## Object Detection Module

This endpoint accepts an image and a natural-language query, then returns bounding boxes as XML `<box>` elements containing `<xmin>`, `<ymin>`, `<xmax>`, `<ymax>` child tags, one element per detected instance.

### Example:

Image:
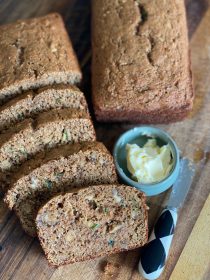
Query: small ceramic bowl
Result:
<box><xmin>113</xmin><ymin>126</ymin><xmax>180</xmax><ymax>196</ymax></box>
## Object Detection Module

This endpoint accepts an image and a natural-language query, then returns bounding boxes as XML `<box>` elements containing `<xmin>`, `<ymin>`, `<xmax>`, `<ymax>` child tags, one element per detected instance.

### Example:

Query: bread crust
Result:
<box><xmin>0</xmin><ymin>13</ymin><xmax>82</xmax><ymax>104</ymax></box>
<box><xmin>94</xmin><ymin>104</ymin><xmax>192</xmax><ymax>123</ymax></box>
<box><xmin>91</xmin><ymin>0</ymin><xmax>193</xmax><ymax>123</ymax></box>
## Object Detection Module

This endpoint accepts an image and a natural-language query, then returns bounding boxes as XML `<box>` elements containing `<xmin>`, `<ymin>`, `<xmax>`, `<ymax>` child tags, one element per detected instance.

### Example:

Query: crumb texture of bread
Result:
<box><xmin>0</xmin><ymin>13</ymin><xmax>82</xmax><ymax>104</ymax></box>
<box><xmin>0</xmin><ymin>108</ymin><xmax>95</xmax><ymax>174</ymax></box>
<box><xmin>4</xmin><ymin>142</ymin><xmax>117</xmax><ymax>236</ymax></box>
<box><xmin>36</xmin><ymin>184</ymin><xmax>148</xmax><ymax>266</ymax></box>
<box><xmin>0</xmin><ymin>85</ymin><xmax>88</xmax><ymax>132</ymax></box>
<box><xmin>92</xmin><ymin>0</ymin><xmax>193</xmax><ymax>123</ymax></box>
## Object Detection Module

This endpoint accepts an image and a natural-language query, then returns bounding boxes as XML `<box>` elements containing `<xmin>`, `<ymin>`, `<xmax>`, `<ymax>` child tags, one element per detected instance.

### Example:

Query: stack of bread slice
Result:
<box><xmin>0</xmin><ymin>14</ymin><xmax>99</xmax><ymax>192</ymax></box>
<box><xmin>1</xmin><ymin>13</ymin><xmax>148</xmax><ymax>266</ymax></box>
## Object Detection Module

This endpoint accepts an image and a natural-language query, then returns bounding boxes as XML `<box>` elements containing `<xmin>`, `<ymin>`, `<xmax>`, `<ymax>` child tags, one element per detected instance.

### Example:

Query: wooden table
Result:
<box><xmin>0</xmin><ymin>1</ymin><xmax>210</xmax><ymax>279</ymax></box>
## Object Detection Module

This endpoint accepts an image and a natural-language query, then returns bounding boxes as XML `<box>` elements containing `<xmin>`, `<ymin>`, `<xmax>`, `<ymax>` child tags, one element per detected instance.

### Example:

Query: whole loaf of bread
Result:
<box><xmin>92</xmin><ymin>0</ymin><xmax>193</xmax><ymax>123</ymax></box>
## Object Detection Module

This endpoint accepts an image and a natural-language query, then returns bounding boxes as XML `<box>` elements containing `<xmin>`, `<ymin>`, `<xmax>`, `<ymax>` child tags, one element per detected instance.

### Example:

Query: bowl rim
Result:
<box><xmin>113</xmin><ymin>126</ymin><xmax>180</xmax><ymax>191</ymax></box>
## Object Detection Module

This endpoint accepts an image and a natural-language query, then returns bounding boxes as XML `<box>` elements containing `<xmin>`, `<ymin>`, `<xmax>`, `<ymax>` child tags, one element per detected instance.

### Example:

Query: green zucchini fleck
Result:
<box><xmin>62</xmin><ymin>129</ymin><xmax>69</xmax><ymax>142</ymax></box>
<box><xmin>90</xmin><ymin>223</ymin><xmax>100</xmax><ymax>230</ymax></box>
<box><xmin>103</xmin><ymin>207</ymin><xmax>109</xmax><ymax>214</ymax></box>
<box><xmin>108</xmin><ymin>239</ymin><xmax>115</xmax><ymax>247</ymax></box>
<box><xmin>54</xmin><ymin>171</ymin><xmax>65</xmax><ymax>180</ymax></box>
<box><xmin>44</xmin><ymin>179</ymin><xmax>53</xmax><ymax>189</ymax></box>
<box><xmin>55</xmin><ymin>97</ymin><xmax>62</xmax><ymax>104</ymax></box>
<box><xmin>17</xmin><ymin>112</ymin><xmax>25</xmax><ymax>121</ymax></box>
<box><xmin>19</xmin><ymin>146</ymin><xmax>28</xmax><ymax>158</ymax></box>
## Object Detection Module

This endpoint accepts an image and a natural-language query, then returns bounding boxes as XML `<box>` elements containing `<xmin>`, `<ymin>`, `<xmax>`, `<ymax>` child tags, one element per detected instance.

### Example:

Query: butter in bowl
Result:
<box><xmin>113</xmin><ymin>126</ymin><xmax>180</xmax><ymax>196</ymax></box>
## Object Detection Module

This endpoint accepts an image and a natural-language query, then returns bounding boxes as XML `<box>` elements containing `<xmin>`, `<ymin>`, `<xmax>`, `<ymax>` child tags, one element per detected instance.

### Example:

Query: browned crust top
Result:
<box><xmin>0</xmin><ymin>13</ymin><xmax>81</xmax><ymax>102</ymax></box>
<box><xmin>91</xmin><ymin>0</ymin><xmax>193</xmax><ymax>119</ymax></box>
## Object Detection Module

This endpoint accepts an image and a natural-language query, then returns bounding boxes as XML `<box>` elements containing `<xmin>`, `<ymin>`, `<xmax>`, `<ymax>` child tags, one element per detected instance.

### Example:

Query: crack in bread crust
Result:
<box><xmin>91</xmin><ymin>0</ymin><xmax>193</xmax><ymax>123</ymax></box>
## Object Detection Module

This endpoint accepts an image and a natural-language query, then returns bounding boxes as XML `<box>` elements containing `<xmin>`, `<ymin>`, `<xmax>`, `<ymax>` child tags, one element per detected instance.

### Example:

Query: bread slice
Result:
<box><xmin>0</xmin><ymin>85</ymin><xmax>88</xmax><ymax>132</ymax></box>
<box><xmin>4</xmin><ymin>142</ymin><xmax>118</xmax><ymax>236</ymax></box>
<box><xmin>0</xmin><ymin>13</ymin><xmax>81</xmax><ymax>105</ymax></box>
<box><xmin>36</xmin><ymin>184</ymin><xmax>148</xmax><ymax>266</ymax></box>
<box><xmin>0</xmin><ymin>108</ymin><xmax>95</xmax><ymax>173</ymax></box>
<box><xmin>91</xmin><ymin>0</ymin><xmax>193</xmax><ymax>123</ymax></box>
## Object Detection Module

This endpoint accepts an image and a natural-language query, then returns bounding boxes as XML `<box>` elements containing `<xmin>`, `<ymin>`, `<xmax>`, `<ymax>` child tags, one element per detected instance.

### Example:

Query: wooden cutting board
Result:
<box><xmin>0</xmin><ymin>1</ymin><xmax>210</xmax><ymax>279</ymax></box>
<box><xmin>170</xmin><ymin>195</ymin><xmax>210</xmax><ymax>280</ymax></box>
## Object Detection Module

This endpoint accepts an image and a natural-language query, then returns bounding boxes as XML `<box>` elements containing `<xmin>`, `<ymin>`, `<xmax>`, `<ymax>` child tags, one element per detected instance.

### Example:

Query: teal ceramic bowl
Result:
<box><xmin>113</xmin><ymin>126</ymin><xmax>180</xmax><ymax>196</ymax></box>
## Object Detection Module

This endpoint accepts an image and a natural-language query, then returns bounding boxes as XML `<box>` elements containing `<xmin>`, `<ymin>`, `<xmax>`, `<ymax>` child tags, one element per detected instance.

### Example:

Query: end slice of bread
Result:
<box><xmin>0</xmin><ymin>13</ymin><xmax>81</xmax><ymax>104</ymax></box>
<box><xmin>36</xmin><ymin>184</ymin><xmax>148</xmax><ymax>266</ymax></box>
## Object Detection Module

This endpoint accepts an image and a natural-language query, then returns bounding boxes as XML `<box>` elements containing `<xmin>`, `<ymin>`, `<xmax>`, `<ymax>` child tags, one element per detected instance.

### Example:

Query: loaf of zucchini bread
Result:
<box><xmin>4</xmin><ymin>142</ymin><xmax>117</xmax><ymax>236</ymax></box>
<box><xmin>0</xmin><ymin>85</ymin><xmax>88</xmax><ymax>132</ymax></box>
<box><xmin>91</xmin><ymin>0</ymin><xmax>193</xmax><ymax>123</ymax></box>
<box><xmin>0</xmin><ymin>108</ymin><xmax>95</xmax><ymax>173</ymax></box>
<box><xmin>36</xmin><ymin>184</ymin><xmax>148</xmax><ymax>266</ymax></box>
<box><xmin>0</xmin><ymin>13</ymin><xmax>81</xmax><ymax>104</ymax></box>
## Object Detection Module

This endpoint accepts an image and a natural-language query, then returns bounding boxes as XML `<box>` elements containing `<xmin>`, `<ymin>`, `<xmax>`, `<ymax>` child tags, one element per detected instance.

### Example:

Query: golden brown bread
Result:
<box><xmin>0</xmin><ymin>85</ymin><xmax>88</xmax><ymax>132</ymax></box>
<box><xmin>36</xmin><ymin>184</ymin><xmax>148</xmax><ymax>266</ymax></box>
<box><xmin>0</xmin><ymin>108</ymin><xmax>96</xmax><ymax>193</ymax></box>
<box><xmin>0</xmin><ymin>13</ymin><xmax>81</xmax><ymax>104</ymax></box>
<box><xmin>4</xmin><ymin>142</ymin><xmax>118</xmax><ymax>236</ymax></box>
<box><xmin>91</xmin><ymin>0</ymin><xmax>193</xmax><ymax>123</ymax></box>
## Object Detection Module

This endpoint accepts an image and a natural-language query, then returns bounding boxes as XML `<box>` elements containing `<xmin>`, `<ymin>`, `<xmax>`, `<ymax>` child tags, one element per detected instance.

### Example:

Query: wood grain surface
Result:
<box><xmin>0</xmin><ymin>1</ymin><xmax>210</xmax><ymax>280</ymax></box>
<box><xmin>170</xmin><ymin>195</ymin><xmax>210</xmax><ymax>280</ymax></box>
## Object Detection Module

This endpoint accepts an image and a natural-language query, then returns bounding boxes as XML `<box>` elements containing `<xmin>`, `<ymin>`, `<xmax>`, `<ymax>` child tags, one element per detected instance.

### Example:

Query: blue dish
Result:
<box><xmin>113</xmin><ymin>126</ymin><xmax>180</xmax><ymax>196</ymax></box>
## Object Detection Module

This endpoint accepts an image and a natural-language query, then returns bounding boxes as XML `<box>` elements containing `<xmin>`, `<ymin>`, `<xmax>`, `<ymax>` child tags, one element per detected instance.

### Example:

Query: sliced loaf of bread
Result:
<box><xmin>36</xmin><ymin>184</ymin><xmax>148</xmax><ymax>266</ymax></box>
<box><xmin>0</xmin><ymin>108</ymin><xmax>95</xmax><ymax>173</ymax></box>
<box><xmin>0</xmin><ymin>85</ymin><xmax>88</xmax><ymax>132</ymax></box>
<box><xmin>4</xmin><ymin>142</ymin><xmax>117</xmax><ymax>236</ymax></box>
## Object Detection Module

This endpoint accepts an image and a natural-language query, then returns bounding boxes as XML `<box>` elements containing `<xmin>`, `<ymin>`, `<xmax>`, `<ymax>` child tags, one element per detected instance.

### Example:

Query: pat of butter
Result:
<box><xmin>126</xmin><ymin>139</ymin><xmax>173</xmax><ymax>184</ymax></box>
